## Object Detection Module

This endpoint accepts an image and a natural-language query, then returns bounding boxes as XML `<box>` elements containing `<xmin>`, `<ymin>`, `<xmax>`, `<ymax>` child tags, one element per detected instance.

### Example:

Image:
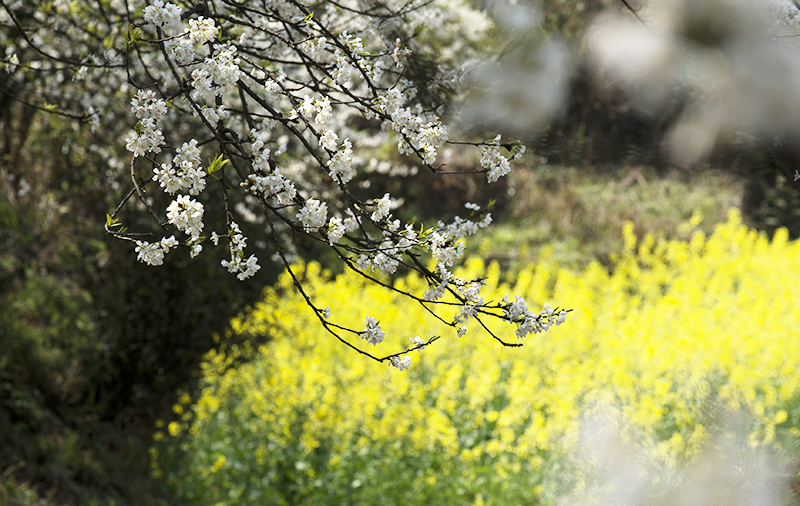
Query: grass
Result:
<box><xmin>469</xmin><ymin>164</ymin><xmax>746</xmax><ymax>271</ymax></box>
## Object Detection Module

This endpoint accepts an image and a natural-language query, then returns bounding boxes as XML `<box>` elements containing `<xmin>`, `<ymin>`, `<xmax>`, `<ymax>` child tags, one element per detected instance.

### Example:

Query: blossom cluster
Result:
<box><xmin>374</xmin><ymin>84</ymin><xmax>449</xmax><ymax>164</ymax></box>
<box><xmin>296</xmin><ymin>199</ymin><xmax>328</xmax><ymax>231</ymax></box>
<box><xmin>215</xmin><ymin>222</ymin><xmax>260</xmax><ymax>280</ymax></box>
<box><xmin>502</xmin><ymin>297</ymin><xmax>567</xmax><ymax>339</ymax></box>
<box><xmin>191</xmin><ymin>43</ymin><xmax>240</xmax><ymax>103</ymax></box>
<box><xmin>390</xmin><ymin>355</ymin><xmax>412</xmax><ymax>370</ymax></box>
<box><xmin>134</xmin><ymin>235</ymin><xmax>179</xmax><ymax>266</ymax></box>
<box><xmin>143</xmin><ymin>0</ymin><xmax>181</xmax><ymax>28</ymax></box>
<box><xmin>125</xmin><ymin>89</ymin><xmax>166</xmax><ymax>157</ymax></box>
<box><xmin>152</xmin><ymin>140</ymin><xmax>206</xmax><ymax>195</ymax></box>
<box><xmin>362</xmin><ymin>316</ymin><xmax>385</xmax><ymax>346</ymax></box>
<box><xmin>326</xmin><ymin>138</ymin><xmax>355</xmax><ymax>183</ymax></box>
<box><xmin>166</xmin><ymin>195</ymin><xmax>204</xmax><ymax>240</ymax></box>
<box><xmin>110</xmin><ymin>0</ymin><xmax>554</xmax><ymax>364</ymax></box>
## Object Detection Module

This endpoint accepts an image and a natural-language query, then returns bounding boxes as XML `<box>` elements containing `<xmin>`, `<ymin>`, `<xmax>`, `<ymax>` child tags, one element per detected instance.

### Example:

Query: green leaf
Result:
<box><xmin>302</xmin><ymin>12</ymin><xmax>314</xmax><ymax>23</ymax></box>
<box><xmin>106</xmin><ymin>213</ymin><xmax>121</xmax><ymax>227</ymax></box>
<box><xmin>207</xmin><ymin>153</ymin><xmax>230</xmax><ymax>174</ymax></box>
<box><xmin>127</xmin><ymin>23</ymin><xmax>142</xmax><ymax>45</ymax></box>
<box><xmin>487</xmin><ymin>199</ymin><xmax>496</xmax><ymax>210</ymax></box>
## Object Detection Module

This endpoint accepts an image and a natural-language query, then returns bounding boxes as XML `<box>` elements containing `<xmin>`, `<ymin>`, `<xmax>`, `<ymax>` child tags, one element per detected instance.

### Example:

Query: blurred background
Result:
<box><xmin>4</xmin><ymin>0</ymin><xmax>800</xmax><ymax>505</ymax></box>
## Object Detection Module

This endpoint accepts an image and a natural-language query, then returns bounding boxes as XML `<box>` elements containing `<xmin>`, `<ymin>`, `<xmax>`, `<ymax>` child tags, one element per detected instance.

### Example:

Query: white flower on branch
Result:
<box><xmin>481</xmin><ymin>135</ymin><xmax>511</xmax><ymax>183</ymax></box>
<box><xmin>189</xmin><ymin>16</ymin><xmax>218</xmax><ymax>44</ymax></box>
<box><xmin>319</xmin><ymin>131</ymin><xmax>339</xmax><ymax>152</ymax></box>
<box><xmin>143</xmin><ymin>0</ymin><xmax>182</xmax><ymax>28</ymax></box>
<box><xmin>219</xmin><ymin>222</ymin><xmax>260</xmax><ymax>280</ymax></box>
<box><xmin>362</xmin><ymin>316</ymin><xmax>385</xmax><ymax>346</ymax></box>
<box><xmin>135</xmin><ymin>235</ymin><xmax>179</xmax><ymax>266</ymax></box>
<box><xmin>326</xmin><ymin>138</ymin><xmax>355</xmax><ymax>183</ymax></box>
<box><xmin>300</xmin><ymin>36</ymin><xmax>327</xmax><ymax>58</ymax></box>
<box><xmin>166</xmin><ymin>195</ymin><xmax>204</xmax><ymax>239</ymax></box>
<box><xmin>296</xmin><ymin>198</ymin><xmax>327</xmax><ymax>231</ymax></box>
<box><xmin>371</xmin><ymin>193</ymin><xmax>392</xmax><ymax>222</ymax></box>
<box><xmin>165</xmin><ymin>39</ymin><xmax>195</xmax><ymax>66</ymax></box>
<box><xmin>326</xmin><ymin>217</ymin><xmax>346</xmax><ymax>246</ymax></box>
<box><xmin>390</xmin><ymin>355</ymin><xmax>411</xmax><ymax>371</ymax></box>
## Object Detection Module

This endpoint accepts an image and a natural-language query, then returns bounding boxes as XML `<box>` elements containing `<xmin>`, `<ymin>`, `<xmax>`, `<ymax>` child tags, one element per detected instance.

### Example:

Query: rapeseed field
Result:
<box><xmin>154</xmin><ymin>210</ymin><xmax>800</xmax><ymax>505</ymax></box>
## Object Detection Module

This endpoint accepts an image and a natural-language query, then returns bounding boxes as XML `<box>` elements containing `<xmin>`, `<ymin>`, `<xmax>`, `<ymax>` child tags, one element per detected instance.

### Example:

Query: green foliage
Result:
<box><xmin>0</xmin><ymin>89</ymin><xmax>271</xmax><ymax>504</ymax></box>
<box><xmin>469</xmin><ymin>165</ymin><xmax>745</xmax><ymax>269</ymax></box>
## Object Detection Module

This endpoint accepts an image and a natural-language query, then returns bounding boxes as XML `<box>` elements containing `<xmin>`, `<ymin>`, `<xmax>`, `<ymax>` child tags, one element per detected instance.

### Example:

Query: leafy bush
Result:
<box><xmin>157</xmin><ymin>210</ymin><xmax>800</xmax><ymax>505</ymax></box>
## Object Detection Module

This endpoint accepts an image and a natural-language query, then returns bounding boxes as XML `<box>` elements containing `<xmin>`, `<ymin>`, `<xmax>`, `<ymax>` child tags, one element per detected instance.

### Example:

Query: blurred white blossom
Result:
<box><xmin>586</xmin><ymin>0</ymin><xmax>800</xmax><ymax>165</ymax></box>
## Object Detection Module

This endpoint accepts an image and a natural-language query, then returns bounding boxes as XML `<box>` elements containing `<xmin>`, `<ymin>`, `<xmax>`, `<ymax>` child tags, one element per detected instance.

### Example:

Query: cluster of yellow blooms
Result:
<box><xmin>154</xmin><ymin>210</ymin><xmax>800</xmax><ymax>505</ymax></box>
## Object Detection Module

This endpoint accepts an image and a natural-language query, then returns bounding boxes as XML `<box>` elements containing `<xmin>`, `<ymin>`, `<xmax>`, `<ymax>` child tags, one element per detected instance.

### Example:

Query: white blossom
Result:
<box><xmin>5</xmin><ymin>53</ymin><xmax>19</xmax><ymax>73</ymax></box>
<box><xmin>423</xmin><ymin>280</ymin><xmax>448</xmax><ymax>302</ymax></box>
<box><xmin>482</xmin><ymin>135</ymin><xmax>511</xmax><ymax>183</ymax></box>
<box><xmin>356</xmin><ymin>254</ymin><xmax>372</xmax><ymax>271</ymax></box>
<box><xmin>327</xmin><ymin>138</ymin><xmax>355</xmax><ymax>183</ymax></box>
<box><xmin>219</xmin><ymin>222</ymin><xmax>260</xmax><ymax>280</ymax></box>
<box><xmin>189</xmin><ymin>16</ymin><xmax>218</xmax><ymax>44</ymax></box>
<box><xmin>300</xmin><ymin>36</ymin><xmax>327</xmax><ymax>57</ymax></box>
<box><xmin>298</xmin><ymin>94</ymin><xmax>315</xmax><ymax>118</ymax></box>
<box><xmin>392</xmin><ymin>39</ymin><xmax>412</xmax><ymax>68</ymax></box>
<box><xmin>153</xmin><ymin>140</ymin><xmax>206</xmax><ymax>195</ymax></box>
<box><xmin>143</xmin><ymin>0</ymin><xmax>182</xmax><ymax>28</ymax></box>
<box><xmin>502</xmin><ymin>297</ymin><xmax>567</xmax><ymax>339</ymax></box>
<box><xmin>191</xmin><ymin>43</ymin><xmax>241</xmax><ymax>102</ymax></box>
<box><xmin>165</xmin><ymin>38</ymin><xmax>196</xmax><ymax>65</ymax></box>
<box><xmin>166</xmin><ymin>195</ymin><xmax>204</xmax><ymax>239</ymax></box>
<box><xmin>135</xmin><ymin>240</ymin><xmax>166</xmax><ymax>266</ymax></box>
<box><xmin>372</xmin><ymin>251</ymin><xmax>399</xmax><ymax>275</ymax></box>
<box><xmin>390</xmin><ymin>355</ymin><xmax>411</xmax><ymax>370</ymax></box>
<box><xmin>362</xmin><ymin>316</ymin><xmax>385</xmax><ymax>346</ymax></box>
<box><xmin>242</xmin><ymin>168</ymin><xmax>296</xmax><ymax>205</ymax></box>
<box><xmin>319</xmin><ymin>131</ymin><xmax>339</xmax><ymax>151</ymax></box>
<box><xmin>296</xmin><ymin>198</ymin><xmax>328</xmax><ymax>231</ymax></box>
<box><xmin>135</xmin><ymin>235</ymin><xmax>179</xmax><ymax>266</ymax></box>
<box><xmin>371</xmin><ymin>193</ymin><xmax>392</xmax><ymax>221</ymax></box>
<box><xmin>125</xmin><ymin>118</ymin><xmax>164</xmax><ymax>157</ymax></box>
<box><xmin>315</xmin><ymin>95</ymin><xmax>332</xmax><ymax>124</ymax></box>
<box><xmin>343</xmin><ymin>209</ymin><xmax>360</xmax><ymax>232</ymax></box>
<box><xmin>327</xmin><ymin>216</ymin><xmax>346</xmax><ymax>245</ymax></box>
<box><xmin>131</xmin><ymin>90</ymin><xmax>167</xmax><ymax>121</ymax></box>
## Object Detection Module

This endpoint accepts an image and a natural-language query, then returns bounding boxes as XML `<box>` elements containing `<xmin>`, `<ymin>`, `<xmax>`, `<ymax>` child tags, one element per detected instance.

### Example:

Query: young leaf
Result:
<box><xmin>127</xmin><ymin>24</ymin><xmax>142</xmax><ymax>45</ymax></box>
<box><xmin>207</xmin><ymin>153</ymin><xmax>230</xmax><ymax>174</ymax></box>
<box><xmin>106</xmin><ymin>213</ymin><xmax>121</xmax><ymax>228</ymax></box>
